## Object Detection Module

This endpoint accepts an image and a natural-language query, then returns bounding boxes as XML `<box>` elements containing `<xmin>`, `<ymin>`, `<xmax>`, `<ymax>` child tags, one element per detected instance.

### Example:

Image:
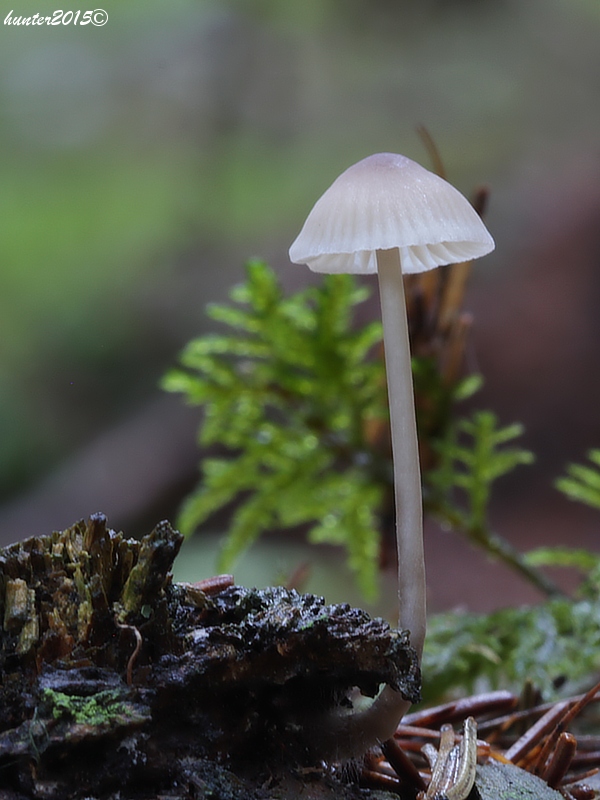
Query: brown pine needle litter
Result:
<box><xmin>359</xmin><ymin>682</ymin><xmax>600</xmax><ymax>798</ymax></box>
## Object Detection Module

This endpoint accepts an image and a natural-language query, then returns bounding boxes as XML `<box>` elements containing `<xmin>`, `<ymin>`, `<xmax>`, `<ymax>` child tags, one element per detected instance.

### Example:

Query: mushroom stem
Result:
<box><xmin>309</xmin><ymin>685</ymin><xmax>413</xmax><ymax>760</ymax></box>
<box><xmin>307</xmin><ymin>250</ymin><xmax>428</xmax><ymax>758</ymax></box>
<box><xmin>376</xmin><ymin>247</ymin><xmax>426</xmax><ymax>660</ymax></box>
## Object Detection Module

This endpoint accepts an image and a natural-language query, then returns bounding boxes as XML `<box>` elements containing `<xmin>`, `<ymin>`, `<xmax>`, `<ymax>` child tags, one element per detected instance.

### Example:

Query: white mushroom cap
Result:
<box><xmin>289</xmin><ymin>152</ymin><xmax>495</xmax><ymax>274</ymax></box>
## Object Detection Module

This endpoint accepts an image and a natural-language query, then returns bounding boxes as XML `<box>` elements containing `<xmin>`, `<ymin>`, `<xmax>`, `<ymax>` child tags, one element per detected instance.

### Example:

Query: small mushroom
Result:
<box><xmin>289</xmin><ymin>153</ymin><xmax>494</xmax><ymax>752</ymax></box>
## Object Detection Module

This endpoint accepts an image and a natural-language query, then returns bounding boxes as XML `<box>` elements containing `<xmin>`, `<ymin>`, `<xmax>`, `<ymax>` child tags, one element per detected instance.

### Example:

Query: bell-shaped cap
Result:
<box><xmin>289</xmin><ymin>152</ymin><xmax>495</xmax><ymax>274</ymax></box>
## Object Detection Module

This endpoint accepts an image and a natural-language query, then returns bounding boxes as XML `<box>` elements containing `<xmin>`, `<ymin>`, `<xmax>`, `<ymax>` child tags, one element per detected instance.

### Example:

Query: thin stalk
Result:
<box><xmin>428</xmin><ymin>502</ymin><xmax>563</xmax><ymax>598</ymax></box>
<box><xmin>312</xmin><ymin>249</ymin><xmax>426</xmax><ymax>757</ymax></box>
<box><xmin>376</xmin><ymin>248</ymin><xmax>426</xmax><ymax>659</ymax></box>
<box><xmin>469</xmin><ymin>524</ymin><xmax>563</xmax><ymax>599</ymax></box>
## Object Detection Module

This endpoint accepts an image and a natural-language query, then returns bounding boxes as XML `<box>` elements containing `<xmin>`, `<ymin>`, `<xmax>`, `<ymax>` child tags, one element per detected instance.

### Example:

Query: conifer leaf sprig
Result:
<box><xmin>424</xmin><ymin>410</ymin><xmax>562</xmax><ymax>597</ymax></box>
<box><xmin>428</xmin><ymin>411</ymin><xmax>535</xmax><ymax>533</ymax></box>
<box><xmin>162</xmin><ymin>259</ymin><xmax>387</xmax><ymax>599</ymax></box>
<box><xmin>556</xmin><ymin>449</ymin><xmax>600</xmax><ymax>510</ymax></box>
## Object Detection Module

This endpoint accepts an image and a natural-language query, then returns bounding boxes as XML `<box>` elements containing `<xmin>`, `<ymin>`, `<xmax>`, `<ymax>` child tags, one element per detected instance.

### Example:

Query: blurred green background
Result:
<box><xmin>1</xmin><ymin>0</ymin><xmax>600</xmax><ymax>614</ymax></box>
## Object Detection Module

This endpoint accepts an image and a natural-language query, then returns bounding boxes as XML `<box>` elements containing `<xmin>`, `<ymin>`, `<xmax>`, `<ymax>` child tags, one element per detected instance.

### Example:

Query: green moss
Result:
<box><xmin>42</xmin><ymin>688</ymin><xmax>137</xmax><ymax>727</ymax></box>
<box><xmin>163</xmin><ymin>260</ymin><xmax>387</xmax><ymax>600</ymax></box>
<box><xmin>164</xmin><ymin>261</ymin><xmax>548</xmax><ymax>602</ymax></box>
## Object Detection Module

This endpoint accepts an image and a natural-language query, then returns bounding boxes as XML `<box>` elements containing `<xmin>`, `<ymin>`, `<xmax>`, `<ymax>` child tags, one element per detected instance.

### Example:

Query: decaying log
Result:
<box><xmin>0</xmin><ymin>513</ymin><xmax>420</xmax><ymax>799</ymax></box>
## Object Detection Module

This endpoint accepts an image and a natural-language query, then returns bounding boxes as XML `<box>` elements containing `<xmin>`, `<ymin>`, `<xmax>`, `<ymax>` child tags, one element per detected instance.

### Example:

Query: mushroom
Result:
<box><xmin>289</xmin><ymin>152</ymin><xmax>494</xmax><ymax>754</ymax></box>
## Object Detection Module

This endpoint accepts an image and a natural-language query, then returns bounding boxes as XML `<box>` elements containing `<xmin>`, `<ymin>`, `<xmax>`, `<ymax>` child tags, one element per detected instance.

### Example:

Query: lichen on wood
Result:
<box><xmin>0</xmin><ymin>513</ymin><xmax>420</xmax><ymax>800</ymax></box>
